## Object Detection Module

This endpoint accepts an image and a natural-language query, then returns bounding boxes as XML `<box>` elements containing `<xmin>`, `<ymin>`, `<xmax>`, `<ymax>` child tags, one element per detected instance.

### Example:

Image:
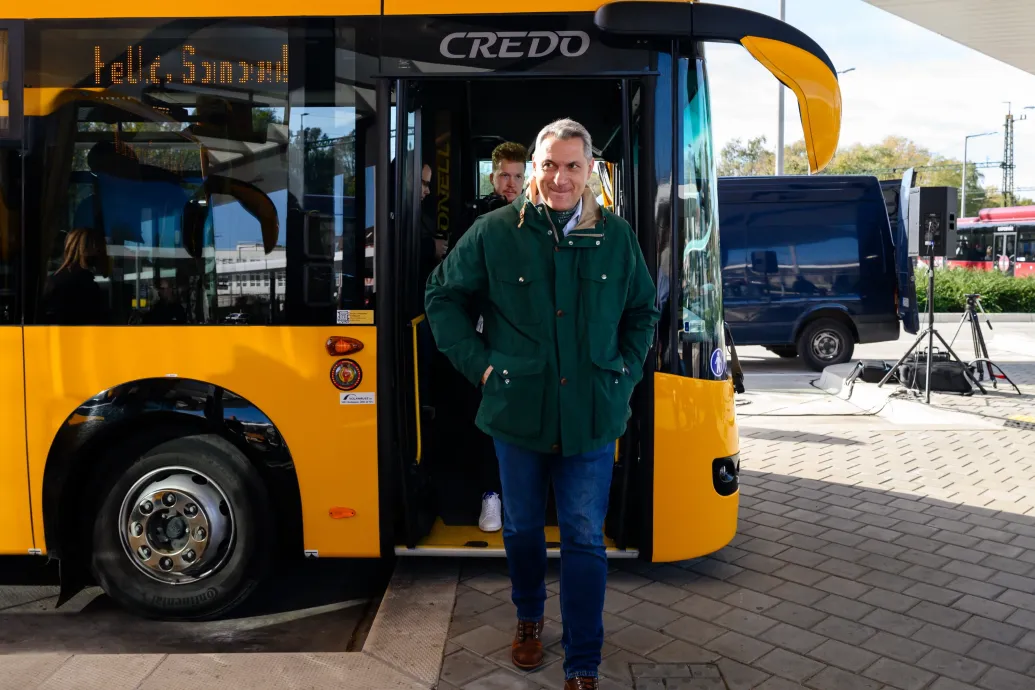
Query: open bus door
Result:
<box><xmin>383</xmin><ymin>68</ymin><xmax>645</xmax><ymax>554</ymax></box>
<box><xmin>0</xmin><ymin>20</ymin><xmax>34</xmax><ymax>555</ymax></box>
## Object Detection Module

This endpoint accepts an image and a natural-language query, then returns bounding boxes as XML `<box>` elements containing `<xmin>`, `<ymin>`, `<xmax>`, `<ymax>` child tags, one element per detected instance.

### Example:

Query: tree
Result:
<box><xmin>721</xmin><ymin>133</ymin><xmax>1012</xmax><ymax>217</ymax></box>
<box><xmin>718</xmin><ymin>135</ymin><xmax>775</xmax><ymax>177</ymax></box>
<box><xmin>969</xmin><ymin>185</ymin><xmax>1034</xmax><ymax>210</ymax></box>
<box><xmin>296</xmin><ymin>127</ymin><xmax>357</xmax><ymax>196</ymax></box>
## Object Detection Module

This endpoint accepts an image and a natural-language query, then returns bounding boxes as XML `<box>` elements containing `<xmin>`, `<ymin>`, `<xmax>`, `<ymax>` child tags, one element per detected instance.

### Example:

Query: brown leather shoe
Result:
<box><xmin>511</xmin><ymin>618</ymin><xmax>544</xmax><ymax>670</ymax></box>
<box><xmin>563</xmin><ymin>677</ymin><xmax>599</xmax><ymax>690</ymax></box>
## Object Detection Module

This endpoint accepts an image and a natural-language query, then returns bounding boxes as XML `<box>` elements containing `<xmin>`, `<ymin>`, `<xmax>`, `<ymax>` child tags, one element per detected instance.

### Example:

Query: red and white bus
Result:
<box><xmin>948</xmin><ymin>207</ymin><xmax>1035</xmax><ymax>278</ymax></box>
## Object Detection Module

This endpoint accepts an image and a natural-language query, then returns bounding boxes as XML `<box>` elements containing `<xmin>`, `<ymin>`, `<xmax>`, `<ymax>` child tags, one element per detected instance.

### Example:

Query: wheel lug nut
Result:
<box><xmin>183</xmin><ymin>550</ymin><xmax>197</xmax><ymax>563</ymax></box>
<box><xmin>132</xmin><ymin>522</ymin><xmax>143</xmax><ymax>537</ymax></box>
<box><xmin>185</xmin><ymin>504</ymin><xmax>198</xmax><ymax>517</ymax></box>
<box><xmin>159</xmin><ymin>557</ymin><xmax>174</xmax><ymax>570</ymax></box>
<box><xmin>138</xmin><ymin>545</ymin><xmax>152</xmax><ymax>559</ymax></box>
<box><xmin>140</xmin><ymin>500</ymin><xmax>153</xmax><ymax>515</ymax></box>
<box><xmin>162</xmin><ymin>493</ymin><xmax>176</xmax><ymax>507</ymax></box>
<box><xmin>195</xmin><ymin>527</ymin><xmax>207</xmax><ymax>541</ymax></box>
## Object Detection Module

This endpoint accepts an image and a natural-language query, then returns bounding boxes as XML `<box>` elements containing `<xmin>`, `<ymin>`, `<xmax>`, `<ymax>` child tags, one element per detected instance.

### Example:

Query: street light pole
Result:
<box><xmin>776</xmin><ymin>0</ymin><xmax>786</xmax><ymax>176</ymax></box>
<box><xmin>962</xmin><ymin>131</ymin><xmax>997</xmax><ymax>217</ymax></box>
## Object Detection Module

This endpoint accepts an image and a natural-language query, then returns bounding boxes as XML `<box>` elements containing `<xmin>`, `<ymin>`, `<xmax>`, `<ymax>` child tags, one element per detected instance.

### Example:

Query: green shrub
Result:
<box><xmin>914</xmin><ymin>266</ymin><xmax>1035</xmax><ymax>313</ymax></box>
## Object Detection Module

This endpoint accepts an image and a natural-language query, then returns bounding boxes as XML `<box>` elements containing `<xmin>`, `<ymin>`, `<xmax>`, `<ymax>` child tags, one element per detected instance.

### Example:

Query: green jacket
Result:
<box><xmin>424</xmin><ymin>188</ymin><xmax>660</xmax><ymax>456</ymax></box>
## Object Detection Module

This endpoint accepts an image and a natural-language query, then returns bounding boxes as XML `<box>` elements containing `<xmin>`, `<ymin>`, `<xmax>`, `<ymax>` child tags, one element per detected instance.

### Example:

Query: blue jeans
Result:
<box><xmin>494</xmin><ymin>439</ymin><xmax>615</xmax><ymax>680</ymax></box>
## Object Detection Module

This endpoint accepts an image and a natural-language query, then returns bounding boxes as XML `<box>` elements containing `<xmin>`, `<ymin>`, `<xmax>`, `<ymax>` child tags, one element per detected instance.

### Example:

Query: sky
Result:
<box><xmin>705</xmin><ymin>0</ymin><xmax>1035</xmax><ymax>196</ymax></box>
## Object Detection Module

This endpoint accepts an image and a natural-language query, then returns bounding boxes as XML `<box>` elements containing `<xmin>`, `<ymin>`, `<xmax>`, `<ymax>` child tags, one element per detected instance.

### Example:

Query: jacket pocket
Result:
<box><xmin>480</xmin><ymin>352</ymin><xmax>546</xmax><ymax>440</ymax></box>
<box><xmin>588</xmin><ymin>329</ymin><xmax>634</xmax><ymax>439</ymax></box>
<box><xmin>491</xmin><ymin>268</ymin><xmax>543</xmax><ymax>325</ymax></box>
<box><xmin>578</xmin><ymin>261</ymin><xmax>625</xmax><ymax>327</ymax></box>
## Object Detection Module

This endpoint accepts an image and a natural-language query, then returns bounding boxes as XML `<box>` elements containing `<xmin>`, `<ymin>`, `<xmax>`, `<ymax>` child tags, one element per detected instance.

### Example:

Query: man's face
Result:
<box><xmin>532</xmin><ymin>135</ymin><xmax>593</xmax><ymax>211</ymax></box>
<box><xmin>421</xmin><ymin>164</ymin><xmax>432</xmax><ymax>201</ymax></box>
<box><xmin>490</xmin><ymin>160</ymin><xmax>525</xmax><ymax>203</ymax></box>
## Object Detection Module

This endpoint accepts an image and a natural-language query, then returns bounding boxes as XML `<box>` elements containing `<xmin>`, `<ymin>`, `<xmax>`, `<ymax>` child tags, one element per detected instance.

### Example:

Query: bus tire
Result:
<box><xmin>797</xmin><ymin>318</ymin><xmax>854</xmax><ymax>372</ymax></box>
<box><xmin>90</xmin><ymin>433</ymin><xmax>271</xmax><ymax>620</ymax></box>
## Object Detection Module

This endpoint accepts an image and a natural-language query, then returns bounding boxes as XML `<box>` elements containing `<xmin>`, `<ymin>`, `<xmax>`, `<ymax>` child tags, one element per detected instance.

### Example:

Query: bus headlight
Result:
<box><xmin>712</xmin><ymin>453</ymin><xmax>740</xmax><ymax>497</ymax></box>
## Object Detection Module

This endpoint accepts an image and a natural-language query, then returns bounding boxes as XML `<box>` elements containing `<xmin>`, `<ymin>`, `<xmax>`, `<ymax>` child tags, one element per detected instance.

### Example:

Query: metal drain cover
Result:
<box><xmin>1006</xmin><ymin>415</ymin><xmax>1035</xmax><ymax>431</ymax></box>
<box><xmin>632</xmin><ymin>663</ymin><xmax>726</xmax><ymax>689</ymax></box>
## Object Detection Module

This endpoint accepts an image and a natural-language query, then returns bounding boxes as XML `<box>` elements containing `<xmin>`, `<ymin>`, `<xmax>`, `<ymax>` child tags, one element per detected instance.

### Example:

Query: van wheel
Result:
<box><xmin>797</xmin><ymin>319</ymin><xmax>854</xmax><ymax>371</ymax></box>
<box><xmin>91</xmin><ymin>433</ymin><xmax>271</xmax><ymax>620</ymax></box>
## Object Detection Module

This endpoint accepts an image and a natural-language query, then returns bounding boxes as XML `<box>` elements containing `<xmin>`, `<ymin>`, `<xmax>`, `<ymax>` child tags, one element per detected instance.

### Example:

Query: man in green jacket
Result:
<box><xmin>425</xmin><ymin>118</ymin><xmax>659</xmax><ymax>689</ymax></box>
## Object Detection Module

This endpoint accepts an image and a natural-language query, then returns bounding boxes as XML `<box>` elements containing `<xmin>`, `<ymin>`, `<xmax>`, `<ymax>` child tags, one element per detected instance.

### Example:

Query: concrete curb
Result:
<box><xmin>364</xmin><ymin>559</ymin><xmax>459</xmax><ymax>687</ymax></box>
<box><xmin>0</xmin><ymin>559</ymin><xmax>461</xmax><ymax>690</ymax></box>
<box><xmin>817</xmin><ymin>363</ymin><xmax>1002</xmax><ymax>429</ymax></box>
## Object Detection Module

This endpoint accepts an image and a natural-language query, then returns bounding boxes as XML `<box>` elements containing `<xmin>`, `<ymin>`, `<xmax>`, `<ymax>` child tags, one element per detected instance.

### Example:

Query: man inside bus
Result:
<box><xmin>425</xmin><ymin>118</ymin><xmax>659</xmax><ymax>689</ymax></box>
<box><xmin>484</xmin><ymin>140</ymin><xmax>527</xmax><ymax>207</ymax></box>
<box><xmin>449</xmin><ymin>141</ymin><xmax>528</xmax><ymax>256</ymax></box>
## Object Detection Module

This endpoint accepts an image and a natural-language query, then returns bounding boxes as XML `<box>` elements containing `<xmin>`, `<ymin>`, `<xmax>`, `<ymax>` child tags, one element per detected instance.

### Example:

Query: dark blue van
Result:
<box><xmin>718</xmin><ymin>175</ymin><xmax>908</xmax><ymax>371</ymax></box>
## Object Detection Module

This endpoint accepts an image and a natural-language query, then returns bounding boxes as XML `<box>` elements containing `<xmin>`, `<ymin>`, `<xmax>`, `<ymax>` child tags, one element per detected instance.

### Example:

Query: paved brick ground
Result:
<box><xmin>887</xmin><ymin>361</ymin><xmax>1035</xmax><ymax>425</ymax></box>
<box><xmin>439</xmin><ymin>426</ymin><xmax>1035</xmax><ymax>690</ymax></box>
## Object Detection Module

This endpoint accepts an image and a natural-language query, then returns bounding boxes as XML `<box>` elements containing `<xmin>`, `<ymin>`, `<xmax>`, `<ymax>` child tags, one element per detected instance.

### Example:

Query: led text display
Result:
<box><xmin>93</xmin><ymin>44</ymin><xmax>289</xmax><ymax>87</ymax></box>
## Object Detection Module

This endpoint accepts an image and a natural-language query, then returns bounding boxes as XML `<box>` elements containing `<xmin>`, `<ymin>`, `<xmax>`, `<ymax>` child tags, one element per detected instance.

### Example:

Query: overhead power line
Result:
<box><xmin>855</xmin><ymin>161</ymin><xmax>1004</xmax><ymax>176</ymax></box>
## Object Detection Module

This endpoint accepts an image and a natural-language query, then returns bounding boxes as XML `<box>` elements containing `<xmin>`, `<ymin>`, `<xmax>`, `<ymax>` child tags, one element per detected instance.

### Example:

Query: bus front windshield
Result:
<box><xmin>657</xmin><ymin>53</ymin><xmax>724</xmax><ymax>382</ymax></box>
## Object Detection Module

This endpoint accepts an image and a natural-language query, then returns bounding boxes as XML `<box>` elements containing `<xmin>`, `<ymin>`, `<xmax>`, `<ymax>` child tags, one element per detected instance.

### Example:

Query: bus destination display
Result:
<box><xmin>94</xmin><ymin>44</ymin><xmax>289</xmax><ymax>88</ymax></box>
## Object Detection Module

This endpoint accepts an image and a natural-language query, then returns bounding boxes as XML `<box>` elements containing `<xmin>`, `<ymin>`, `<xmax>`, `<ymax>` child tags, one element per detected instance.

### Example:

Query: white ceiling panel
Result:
<box><xmin>864</xmin><ymin>0</ymin><xmax>1035</xmax><ymax>75</ymax></box>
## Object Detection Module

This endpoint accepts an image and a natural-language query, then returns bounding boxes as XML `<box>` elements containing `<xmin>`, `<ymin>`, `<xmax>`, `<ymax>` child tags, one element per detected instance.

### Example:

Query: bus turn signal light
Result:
<box><xmin>329</xmin><ymin>507</ymin><xmax>357</xmax><ymax>519</ymax></box>
<box><xmin>326</xmin><ymin>336</ymin><xmax>364</xmax><ymax>356</ymax></box>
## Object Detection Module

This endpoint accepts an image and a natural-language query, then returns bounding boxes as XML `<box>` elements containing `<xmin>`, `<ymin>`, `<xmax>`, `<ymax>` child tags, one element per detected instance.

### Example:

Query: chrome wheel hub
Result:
<box><xmin>118</xmin><ymin>467</ymin><xmax>234</xmax><ymax>585</ymax></box>
<box><xmin>811</xmin><ymin>330</ymin><xmax>842</xmax><ymax>361</ymax></box>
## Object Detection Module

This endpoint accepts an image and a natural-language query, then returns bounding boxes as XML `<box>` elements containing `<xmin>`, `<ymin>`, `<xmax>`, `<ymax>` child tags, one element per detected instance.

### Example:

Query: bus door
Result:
<box><xmin>385</xmin><ymin>77</ymin><xmax>479</xmax><ymax>549</ymax></box>
<box><xmin>383</xmin><ymin>60</ymin><xmax>646</xmax><ymax>553</ymax></box>
<box><xmin>994</xmin><ymin>228</ymin><xmax>1017</xmax><ymax>276</ymax></box>
<box><xmin>0</xmin><ymin>20</ymin><xmax>34</xmax><ymax>555</ymax></box>
<box><xmin>382</xmin><ymin>79</ymin><xmax>435</xmax><ymax>548</ymax></box>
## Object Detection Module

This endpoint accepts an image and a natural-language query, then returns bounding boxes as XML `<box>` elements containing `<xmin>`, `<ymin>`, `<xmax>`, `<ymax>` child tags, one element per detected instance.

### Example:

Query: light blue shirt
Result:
<box><xmin>561</xmin><ymin>198</ymin><xmax>584</xmax><ymax>236</ymax></box>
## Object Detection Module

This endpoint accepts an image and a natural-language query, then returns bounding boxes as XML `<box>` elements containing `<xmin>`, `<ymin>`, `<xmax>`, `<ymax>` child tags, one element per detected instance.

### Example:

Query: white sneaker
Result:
<box><xmin>479</xmin><ymin>492</ymin><xmax>502</xmax><ymax>532</ymax></box>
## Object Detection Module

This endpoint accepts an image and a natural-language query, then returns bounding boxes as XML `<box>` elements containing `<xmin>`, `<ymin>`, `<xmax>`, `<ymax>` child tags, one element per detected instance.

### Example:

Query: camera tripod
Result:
<box><xmin>878</xmin><ymin>223</ymin><xmax>986</xmax><ymax>402</ymax></box>
<box><xmin>948</xmin><ymin>293</ymin><xmax>1020</xmax><ymax>393</ymax></box>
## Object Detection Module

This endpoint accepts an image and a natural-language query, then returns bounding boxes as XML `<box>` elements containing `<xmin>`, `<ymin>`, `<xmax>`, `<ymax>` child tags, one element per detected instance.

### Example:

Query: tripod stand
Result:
<box><xmin>878</xmin><ymin>223</ymin><xmax>986</xmax><ymax>403</ymax></box>
<box><xmin>948</xmin><ymin>293</ymin><xmax>1021</xmax><ymax>393</ymax></box>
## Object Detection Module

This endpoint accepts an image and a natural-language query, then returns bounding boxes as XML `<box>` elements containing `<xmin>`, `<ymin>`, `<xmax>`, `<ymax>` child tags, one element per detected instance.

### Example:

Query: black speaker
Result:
<box><xmin>907</xmin><ymin>186</ymin><xmax>957</xmax><ymax>257</ymax></box>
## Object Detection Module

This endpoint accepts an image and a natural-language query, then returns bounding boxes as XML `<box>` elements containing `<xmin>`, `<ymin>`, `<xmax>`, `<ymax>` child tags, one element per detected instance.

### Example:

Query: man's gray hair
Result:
<box><xmin>534</xmin><ymin>118</ymin><xmax>593</xmax><ymax>161</ymax></box>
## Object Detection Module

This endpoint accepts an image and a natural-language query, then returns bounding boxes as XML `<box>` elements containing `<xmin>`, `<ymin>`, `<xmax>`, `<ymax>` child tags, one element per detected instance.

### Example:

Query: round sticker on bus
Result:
<box><xmin>710</xmin><ymin>348</ymin><xmax>727</xmax><ymax>378</ymax></box>
<box><xmin>999</xmin><ymin>254</ymin><xmax>1011</xmax><ymax>272</ymax></box>
<box><xmin>330</xmin><ymin>359</ymin><xmax>363</xmax><ymax>391</ymax></box>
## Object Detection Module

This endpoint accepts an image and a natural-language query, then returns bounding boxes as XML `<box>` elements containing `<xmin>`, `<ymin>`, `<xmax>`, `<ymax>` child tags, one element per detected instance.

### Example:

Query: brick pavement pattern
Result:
<box><xmin>888</xmin><ymin>361</ymin><xmax>1035</xmax><ymax>425</ymax></box>
<box><xmin>438</xmin><ymin>427</ymin><xmax>1035</xmax><ymax>689</ymax></box>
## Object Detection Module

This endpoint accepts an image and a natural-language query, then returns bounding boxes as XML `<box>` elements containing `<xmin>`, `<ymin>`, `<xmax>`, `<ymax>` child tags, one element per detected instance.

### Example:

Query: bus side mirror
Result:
<box><xmin>182</xmin><ymin>175</ymin><xmax>280</xmax><ymax>259</ymax></box>
<box><xmin>594</xmin><ymin>1</ymin><xmax>842</xmax><ymax>173</ymax></box>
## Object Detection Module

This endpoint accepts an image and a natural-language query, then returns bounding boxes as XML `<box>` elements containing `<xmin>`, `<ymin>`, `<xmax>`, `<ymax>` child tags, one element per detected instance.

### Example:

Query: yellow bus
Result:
<box><xmin>0</xmin><ymin>0</ymin><xmax>840</xmax><ymax>618</ymax></box>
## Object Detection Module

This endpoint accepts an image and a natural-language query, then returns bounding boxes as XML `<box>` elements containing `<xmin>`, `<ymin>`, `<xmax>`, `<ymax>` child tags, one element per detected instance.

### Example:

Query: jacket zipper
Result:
<box><xmin>539</xmin><ymin>203</ymin><xmax>561</xmax><ymax>244</ymax></box>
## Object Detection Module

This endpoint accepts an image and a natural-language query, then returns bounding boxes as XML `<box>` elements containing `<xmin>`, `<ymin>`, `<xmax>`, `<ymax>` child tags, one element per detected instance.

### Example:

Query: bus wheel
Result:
<box><xmin>797</xmin><ymin>318</ymin><xmax>854</xmax><ymax>372</ymax></box>
<box><xmin>91</xmin><ymin>433</ymin><xmax>271</xmax><ymax>620</ymax></box>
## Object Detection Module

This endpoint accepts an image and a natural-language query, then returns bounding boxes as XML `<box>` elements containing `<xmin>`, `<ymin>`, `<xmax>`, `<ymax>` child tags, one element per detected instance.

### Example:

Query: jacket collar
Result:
<box><xmin>517</xmin><ymin>177</ymin><xmax>603</xmax><ymax>232</ymax></box>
